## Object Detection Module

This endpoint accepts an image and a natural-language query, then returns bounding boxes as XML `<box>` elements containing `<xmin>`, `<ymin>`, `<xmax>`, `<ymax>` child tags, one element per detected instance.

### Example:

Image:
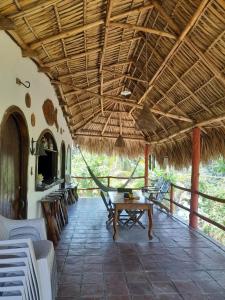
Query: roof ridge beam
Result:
<box><xmin>110</xmin><ymin>22</ymin><xmax>177</xmax><ymax>39</ymax></box>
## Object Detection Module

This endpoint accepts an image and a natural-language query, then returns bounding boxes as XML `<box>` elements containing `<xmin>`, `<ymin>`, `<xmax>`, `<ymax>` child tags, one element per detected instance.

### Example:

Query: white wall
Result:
<box><xmin>0</xmin><ymin>32</ymin><xmax>73</xmax><ymax>218</ymax></box>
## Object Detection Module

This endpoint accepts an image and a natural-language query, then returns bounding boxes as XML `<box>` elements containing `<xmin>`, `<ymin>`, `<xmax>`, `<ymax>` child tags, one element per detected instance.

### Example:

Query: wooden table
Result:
<box><xmin>108</xmin><ymin>191</ymin><xmax>153</xmax><ymax>241</ymax></box>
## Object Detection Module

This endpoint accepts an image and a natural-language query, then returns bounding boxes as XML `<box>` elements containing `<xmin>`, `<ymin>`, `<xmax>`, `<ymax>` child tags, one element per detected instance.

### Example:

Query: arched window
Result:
<box><xmin>36</xmin><ymin>130</ymin><xmax>58</xmax><ymax>189</ymax></box>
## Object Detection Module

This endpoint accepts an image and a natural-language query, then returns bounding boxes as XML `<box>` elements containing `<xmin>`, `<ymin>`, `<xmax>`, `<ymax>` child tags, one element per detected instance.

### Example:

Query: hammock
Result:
<box><xmin>78</xmin><ymin>147</ymin><xmax>141</xmax><ymax>193</ymax></box>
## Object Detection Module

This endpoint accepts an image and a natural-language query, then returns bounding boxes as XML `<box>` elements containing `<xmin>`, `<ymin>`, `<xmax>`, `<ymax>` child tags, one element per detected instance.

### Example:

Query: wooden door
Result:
<box><xmin>0</xmin><ymin>115</ymin><xmax>23</xmax><ymax>219</ymax></box>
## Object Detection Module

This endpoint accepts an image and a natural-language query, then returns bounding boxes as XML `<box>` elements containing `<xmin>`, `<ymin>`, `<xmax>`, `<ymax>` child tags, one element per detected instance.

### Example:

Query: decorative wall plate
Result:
<box><xmin>42</xmin><ymin>99</ymin><xmax>55</xmax><ymax>126</ymax></box>
<box><xmin>31</xmin><ymin>113</ymin><xmax>35</xmax><ymax>127</ymax></box>
<box><xmin>25</xmin><ymin>93</ymin><xmax>31</xmax><ymax>108</ymax></box>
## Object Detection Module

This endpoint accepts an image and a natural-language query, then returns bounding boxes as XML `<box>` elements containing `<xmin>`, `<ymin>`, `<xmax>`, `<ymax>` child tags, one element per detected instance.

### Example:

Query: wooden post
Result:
<box><xmin>170</xmin><ymin>184</ymin><xmax>174</xmax><ymax>214</ymax></box>
<box><xmin>144</xmin><ymin>144</ymin><xmax>149</xmax><ymax>187</ymax></box>
<box><xmin>189</xmin><ymin>127</ymin><xmax>201</xmax><ymax>228</ymax></box>
<box><xmin>107</xmin><ymin>177</ymin><xmax>110</xmax><ymax>187</ymax></box>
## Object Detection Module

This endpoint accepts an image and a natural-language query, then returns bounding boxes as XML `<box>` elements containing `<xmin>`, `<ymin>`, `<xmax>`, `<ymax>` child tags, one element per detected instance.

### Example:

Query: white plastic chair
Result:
<box><xmin>0</xmin><ymin>215</ymin><xmax>58</xmax><ymax>300</ymax></box>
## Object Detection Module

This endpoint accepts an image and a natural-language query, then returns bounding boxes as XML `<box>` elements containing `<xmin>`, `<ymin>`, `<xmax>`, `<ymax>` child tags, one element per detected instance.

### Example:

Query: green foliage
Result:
<box><xmin>71</xmin><ymin>150</ymin><xmax>225</xmax><ymax>245</ymax></box>
<box><xmin>71</xmin><ymin>149</ymin><xmax>145</xmax><ymax>196</ymax></box>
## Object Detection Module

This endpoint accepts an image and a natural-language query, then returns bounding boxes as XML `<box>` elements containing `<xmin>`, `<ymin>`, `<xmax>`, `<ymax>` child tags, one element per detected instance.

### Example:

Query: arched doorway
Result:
<box><xmin>0</xmin><ymin>107</ymin><xmax>29</xmax><ymax>219</ymax></box>
<box><xmin>60</xmin><ymin>141</ymin><xmax>66</xmax><ymax>188</ymax></box>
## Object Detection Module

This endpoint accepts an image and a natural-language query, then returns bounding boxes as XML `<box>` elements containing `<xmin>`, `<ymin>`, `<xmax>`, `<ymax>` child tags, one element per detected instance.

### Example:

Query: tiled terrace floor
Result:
<box><xmin>56</xmin><ymin>197</ymin><xmax>225</xmax><ymax>300</ymax></box>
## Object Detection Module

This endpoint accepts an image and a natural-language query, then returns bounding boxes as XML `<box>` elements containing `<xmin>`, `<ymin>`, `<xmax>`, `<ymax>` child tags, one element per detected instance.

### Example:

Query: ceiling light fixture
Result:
<box><xmin>120</xmin><ymin>89</ymin><xmax>131</xmax><ymax>96</ymax></box>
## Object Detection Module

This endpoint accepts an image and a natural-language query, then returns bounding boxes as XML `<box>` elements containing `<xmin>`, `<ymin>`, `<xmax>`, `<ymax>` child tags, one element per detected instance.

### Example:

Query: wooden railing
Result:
<box><xmin>71</xmin><ymin>175</ymin><xmax>145</xmax><ymax>190</ymax></box>
<box><xmin>165</xmin><ymin>183</ymin><xmax>225</xmax><ymax>232</ymax></box>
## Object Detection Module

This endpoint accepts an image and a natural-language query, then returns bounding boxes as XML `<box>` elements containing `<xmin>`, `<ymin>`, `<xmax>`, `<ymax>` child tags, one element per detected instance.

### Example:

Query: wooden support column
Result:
<box><xmin>144</xmin><ymin>144</ymin><xmax>150</xmax><ymax>187</ymax></box>
<box><xmin>189</xmin><ymin>127</ymin><xmax>201</xmax><ymax>229</ymax></box>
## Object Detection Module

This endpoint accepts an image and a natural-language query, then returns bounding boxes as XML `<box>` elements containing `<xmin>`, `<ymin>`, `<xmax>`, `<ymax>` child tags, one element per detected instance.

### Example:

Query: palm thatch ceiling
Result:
<box><xmin>0</xmin><ymin>0</ymin><xmax>225</xmax><ymax>167</ymax></box>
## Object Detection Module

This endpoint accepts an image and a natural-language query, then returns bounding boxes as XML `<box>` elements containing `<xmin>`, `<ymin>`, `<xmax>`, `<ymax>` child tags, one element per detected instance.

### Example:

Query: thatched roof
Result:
<box><xmin>1</xmin><ymin>0</ymin><xmax>225</xmax><ymax>167</ymax></box>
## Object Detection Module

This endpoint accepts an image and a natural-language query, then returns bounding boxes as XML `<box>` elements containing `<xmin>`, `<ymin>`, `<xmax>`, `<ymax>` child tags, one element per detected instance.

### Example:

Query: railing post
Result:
<box><xmin>170</xmin><ymin>184</ymin><xmax>174</xmax><ymax>214</ymax></box>
<box><xmin>144</xmin><ymin>144</ymin><xmax>150</xmax><ymax>187</ymax></box>
<box><xmin>189</xmin><ymin>127</ymin><xmax>201</xmax><ymax>229</ymax></box>
<box><xmin>107</xmin><ymin>177</ymin><xmax>110</xmax><ymax>187</ymax></box>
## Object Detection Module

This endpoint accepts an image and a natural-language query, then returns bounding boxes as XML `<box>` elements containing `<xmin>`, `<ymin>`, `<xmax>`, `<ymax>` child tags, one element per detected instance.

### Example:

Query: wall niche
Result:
<box><xmin>35</xmin><ymin>130</ymin><xmax>62</xmax><ymax>191</ymax></box>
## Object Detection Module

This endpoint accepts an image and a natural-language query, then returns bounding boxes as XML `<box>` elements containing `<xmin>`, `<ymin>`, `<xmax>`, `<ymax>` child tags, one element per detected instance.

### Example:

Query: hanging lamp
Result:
<box><xmin>115</xmin><ymin>134</ymin><xmax>125</xmax><ymax>147</ymax></box>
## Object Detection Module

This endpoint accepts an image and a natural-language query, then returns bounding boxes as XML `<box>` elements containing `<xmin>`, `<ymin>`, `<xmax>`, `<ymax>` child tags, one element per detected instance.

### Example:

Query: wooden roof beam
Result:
<box><xmin>99</xmin><ymin>0</ymin><xmax>114</xmax><ymax>116</ymax></box>
<box><xmin>152</xmin><ymin>0</ymin><xmax>225</xmax><ymax>87</ymax></box>
<box><xmin>43</xmin><ymin>38</ymin><xmax>140</xmax><ymax>68</ymax></box>
<box><xmin>63</xmin><ymin>76</ymin><xmax>124</xmax><ymax>97</ymax></box>
<box><xmin>8</xmin><ymin>0</ymin><xmax>61</xmax><ymax>19</ymax></box>
<box><xmin>110</xmin><ymin>22</ymin><xmax>177</xmax><ymax>39</ymax></box>
<box><xmin>130</xmin><ymin>0</ymin><xmax>210</xmax><ymax>114</ymax></box>
<box><xmin>30</xmin><ymin>20</ymin><xmax>104</xmax><ymax>49</ymax></box>
<box><xmin>110</xmin><ymin>3</ymin><xmax>154</xmax><ymax>21</ymax></box>
<box><xmin>53</xmin><ymin>80</ymin><xmax>192</xmax><ymax>122</ymax></box>
<box><xmin>101</xmin><ymin>104</ymin><xmax>116</xmax><ymax>135</ymax></box>
<box><xmin>44</xmin><ymin>48</ymin><xmax>101</xmax><ymax>68</ymax></box>
<box><xmin>74</xmin><ymin>133</ymin><xmax>148</xmax><ymax>142</ymax></box>
<box><xmin>103</xmin><ymin>69</ymin><xmax>149</xmax><ymax>84</ymax></box>
<box><xmin>152</xmin><ymin>113</ymin><xmax>225</xmax><ymax>145</ymax></box>
<box><xmin>59</xmin><ymin>67</ymin><xmax>99</xmax><ymax>80</ymax></box>
<box><xmin>29</xmin><ymin>8</ymin><xmax>146</xmax><ymax>49</ymax></box>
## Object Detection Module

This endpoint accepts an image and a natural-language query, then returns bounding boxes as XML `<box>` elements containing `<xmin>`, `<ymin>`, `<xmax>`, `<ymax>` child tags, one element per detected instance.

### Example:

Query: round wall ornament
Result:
<box><xmin>42</xmin><ymin>99</ymin><xmax>55</xmax><ymax>126</ymax></box>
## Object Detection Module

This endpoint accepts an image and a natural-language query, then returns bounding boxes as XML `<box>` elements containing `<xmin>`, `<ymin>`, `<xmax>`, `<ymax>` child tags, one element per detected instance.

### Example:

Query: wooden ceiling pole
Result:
<box><xmin>152</xmin><ymin>0</ymin><xmax>225</xmax><ymax>86</ymax></box>
<box><xmin>45</xmin><ymin>48</ymin><xmax>101</xmax><ymax>68</ymax></box>
<box><xmin>110</xmin><ymin>3</ymin><xmax>154</xmax><ymax>21</ymax></box>
<box><xmin>110</xmin><ymin>22</ymin><xmax>177</xmax><ymax>39</ymax></box>
<box><xmin>59</xmin><ymin>67</ymin><xmax>99</xmax><ymax>80</ymax></box>
<box><xmin>103</xmin><ymin>69</ymin><xmax>149</xmax><ymax>84</ymax></box>
<box><xmin>74</xmin><ymin>133</ymin><xmax>148</xmax><ymax>142</ymax></box>
<box><xmin>74</xmin><ymin>102</ymin><xmax>112</xmax><ymax>132</ymax></box>
<box><xmin>99</xmin><ymin>0</ymin><xmax>114</xmax><ymax>116</ymax></box>
<box><xmin>29</xmin><ymin>5</ymin><xmax>151</xmax><ymax>49</ymax></box>
<box><xmin>30</xmin><ymin>20</ymin><xmax>105</xmax><ymax>48</ymax></box>
<box><xmin>9</xmin><ymin>0</ymin><xmax>61</xmax><ymax>18</ymax></box>
<box><xmin>152</xmin><ymin>112</ymin><xmax>225</xmax><ymax>145</ymax></box>
<box><xmin>44</xmin><ymin>40</ymin><xmax>138</xmax><ymax>68</ymax></box>
<box><xmin>130</xmin><ymin>0</ymin><xmax>211</xmax><ymax>115</ymax></box>
<box><xmin>101</xmin><ymin>103</ymin><xmax>116</xmax><ymax>135</ymax></box>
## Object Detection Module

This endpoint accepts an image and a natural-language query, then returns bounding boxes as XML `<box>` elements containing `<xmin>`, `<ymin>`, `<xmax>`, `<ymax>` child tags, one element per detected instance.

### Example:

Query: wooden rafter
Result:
<box><xmin>110</xmin><ymin>3</ymin><xmax>154</xmax><ymax>21</ymax></box>
<box><xmin>99</xmin><ymin>0</ymin><xmax>114</xmax><ymax>116</ymax></box>
<box><xmin>29</xmin><ymin>4</ymin><xmax>153</xmax><ymax>49</ymax></box>
<box><xmin>152</xmin><ymin>113</ymin><xmax>225</xmax><ymax>145</ymax></box>
<box><xmin>74</xmin><ymin>133</ymin><xmax>147</xmax><ymax>142</ymax></box>
<box><xmin>130</xmin><ymin>0</ymin><xmax>211</xmax><ymax>115</ymax></box>
<box><xmin>152</xmin><ymin>0</ymin><xmax>225</xmax><ymax>86</ymax></box>
<box><xmin>9</xmin><ymin>0</ymin><xmax>61</xmax><ymax>18</ymax></box>
<box><xmin>110</xmin><ymin>22</ymin><xmax>177</xmax><ymax>39</ymax></box>
<box><xmin>103</xmin><ymin>69</ymin><xmax>149</xmax><ymax>84</ymax></box>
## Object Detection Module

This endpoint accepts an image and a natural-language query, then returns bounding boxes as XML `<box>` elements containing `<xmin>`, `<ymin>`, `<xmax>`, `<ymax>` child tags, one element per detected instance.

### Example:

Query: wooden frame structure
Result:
<box><xmin>0</xmin><ymin>0</ymin><xmax>224</xmax><ymax>163</ymax></box>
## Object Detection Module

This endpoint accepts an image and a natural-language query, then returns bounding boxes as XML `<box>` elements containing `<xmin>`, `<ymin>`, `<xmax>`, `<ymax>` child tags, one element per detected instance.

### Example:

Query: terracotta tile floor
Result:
<box><xmin>56</xmin><ymin>197</ymin><xmax>225</xmax><ymax>300</ymax></box>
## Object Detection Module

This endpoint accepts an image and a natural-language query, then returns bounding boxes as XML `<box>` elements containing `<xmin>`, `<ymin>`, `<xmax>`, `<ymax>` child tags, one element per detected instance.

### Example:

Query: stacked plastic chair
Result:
<box><xmin>0</xmin><ymin>215</ymin><xmax>57</xmax><ymax>300</ymax></box>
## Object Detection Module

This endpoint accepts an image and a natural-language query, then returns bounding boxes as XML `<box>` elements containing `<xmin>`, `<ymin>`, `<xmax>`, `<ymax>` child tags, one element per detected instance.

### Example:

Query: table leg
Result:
<box><xmin>148</xmin><ymin>208</ymin><xmax>153</xmax><ymax>240</ymax></box>
<box><xmin>113</xmin><ymin>206</ymin><xmax>118</xmax><ymax>240</ymax></box>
